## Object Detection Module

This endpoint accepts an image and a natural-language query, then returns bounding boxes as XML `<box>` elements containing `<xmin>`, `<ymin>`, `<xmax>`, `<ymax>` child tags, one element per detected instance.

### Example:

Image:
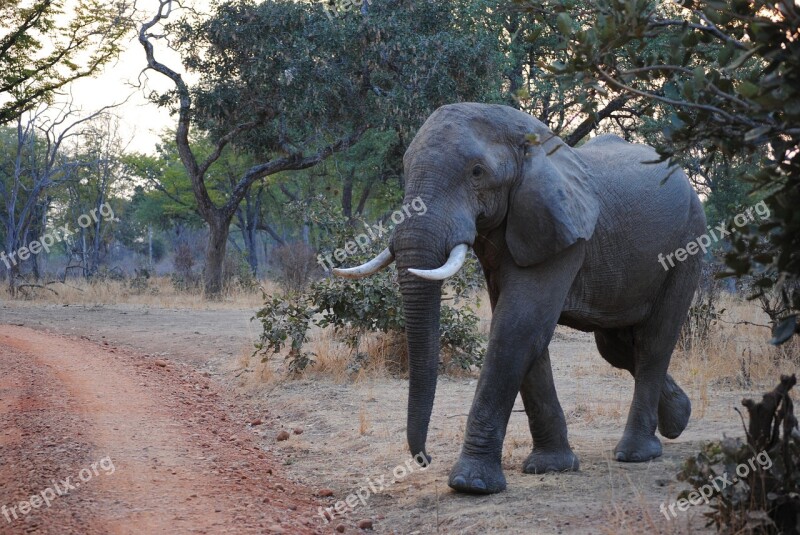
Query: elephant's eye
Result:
<box><xmin>471</xmin><ymin>165</ymin><xmax>484</xmax><ymax>178</ymax></box>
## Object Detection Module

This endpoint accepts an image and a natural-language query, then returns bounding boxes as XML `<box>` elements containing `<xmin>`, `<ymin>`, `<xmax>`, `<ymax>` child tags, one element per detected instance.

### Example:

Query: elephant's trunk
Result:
<box><xmin>393</xmin><ymin>172</ymin><xmax>475</xmax><ymax>463</ymax></box>
<box><xmin>394</xmin><ymin>224</ymin><xmax>447</xmax><ymax>464</ymax></box>
<box><xmin>400</xmin><ymin>275</ymin><xmax>442</xmax><ymax>463</ymax></box>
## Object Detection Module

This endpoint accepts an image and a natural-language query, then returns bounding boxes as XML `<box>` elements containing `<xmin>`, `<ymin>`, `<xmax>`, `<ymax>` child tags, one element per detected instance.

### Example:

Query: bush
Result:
<box><xmin>679</xmin><ymin>261</ymin><xmax>726</xmax><ymax>350</ymax></box>
<box><xmin>254</xmin><ymin>262</ymin><xmax>486</xmax><ymax>375</ymax></box>
<box><xmin>223</xmin><ymin>249</ymin><xmax>258</xmax><ymax>292</ymax></box>
<box><xmin>171</xmin><ymin>242</ymin><xmax>200</xmax><ymax>291</ymax></box>
<box><xmin>253</xmin><ymin>293</ymin><xmax>316</xmax><ymax>375</ymax></box>
<box><xmin>273</xmin><ymin>242</ymin><xmax>319</xmax><ymax>294</ymax></box>
<box><xmin>676</xmin><ymin>375</ymin><xmax>800</xmax><ymax>533</ymax></box>
<box><xmin>128</xmin><ymin>268</ymin><xmax>158</xmax><ymax>295</ymax></box>
<box><xmin>254</xmin><ymin>198</ymin><xmax>487</xmax><ymax>375</ymax></box>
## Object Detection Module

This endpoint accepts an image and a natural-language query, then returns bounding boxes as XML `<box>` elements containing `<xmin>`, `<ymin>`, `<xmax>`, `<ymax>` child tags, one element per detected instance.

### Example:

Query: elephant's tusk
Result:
<box><xmin>408</xmin><ymin>244</ymin><xmax>468</xmax><ymax>281</ymax></box>
<box><xmin>332</xmin><ymin>247</ymin><xmax>394</xmax><ymax>279</ymax></box>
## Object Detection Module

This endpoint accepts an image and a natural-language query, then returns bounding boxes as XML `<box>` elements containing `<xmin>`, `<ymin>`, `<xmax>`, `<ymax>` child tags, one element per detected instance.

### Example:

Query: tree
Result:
<box><xmin>60</xmin><ymin>113</ymin><xmax>126</xmax><ymax>276</ymax></box>
<box><xmin>0</xmin><ymin>103</ymin><xmax>114</xmax><ymax>293</ymax></box>
<box><xmin>523</xmin><ymin>0</ymin><xmax>800</xmax><ymax>341</ymax></box>
<box><xmin>0</xmin><ymin>0</ymin><xmax>129</xmax><ymax>125</ymax></box>
<box><xmin>138</xmin><ymin>0</ymin><xmax>504</xmax><ymax>297</ymax></box>
<box><xmin>491</xmin><ymin>4</ymin><xmax>642</xmax><ymax>144</ymax></box>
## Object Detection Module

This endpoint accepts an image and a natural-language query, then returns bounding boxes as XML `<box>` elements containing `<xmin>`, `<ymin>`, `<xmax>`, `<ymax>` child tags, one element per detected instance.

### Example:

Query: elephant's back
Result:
<box><xmin>576</xmin><ymin>135</ymin><xmax>704</xmax><ymax>241</ymax></box>
<box><xmin>568</xmin><ymin>135</ymin><xmax>706</xmax><ymax>319</ymax></box>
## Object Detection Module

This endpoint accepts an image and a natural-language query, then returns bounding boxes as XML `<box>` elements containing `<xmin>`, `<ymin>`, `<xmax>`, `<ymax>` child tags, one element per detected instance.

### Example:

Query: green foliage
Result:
<box><xmin>311</xmin><ymin>269</ymin><xmax>406</xmax><ymax>347</ymax></box>
<box><xmin>440</xmin><ymin>304</ymin><xmax>485</xmax><ymax>369</ymax></box>
<box><xmin>122</xmin><ymin>132</ymin><xmax>257</xmax><ymax>230</ymax></box>
<box><xmin>253</xmin><ymin>294</ymin><xmax>316</xmax><ymax>374</ymax></box>
<box><xmin>0</xmin><ymin>0</ymin><xmax>129</xmax><ymax>125</ymax></box>
<box><xmin>170</xmin><ymin>0</ymin><xmax>505</xmax><ymax>154</ymax></box>
<box><xmin>121</xmin><ymin>154</ymin><xmax>203</xmax><ymax>230</ymax></box>
<box><xmin>525</xmin><ymin>0</ymin><xmax>800</xmax><ymax>342</ymax></box>
<box><xmin>254</xmin><ymin>199</ymin><xmax>486</xmax><ymax>374</ymax></box>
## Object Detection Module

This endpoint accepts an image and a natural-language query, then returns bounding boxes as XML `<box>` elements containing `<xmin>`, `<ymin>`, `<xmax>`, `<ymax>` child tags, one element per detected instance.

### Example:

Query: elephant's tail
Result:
<box><xmin>657</xmin><ymin>374</ymin><xmax>691</xmax><ymax>439</ymax></box>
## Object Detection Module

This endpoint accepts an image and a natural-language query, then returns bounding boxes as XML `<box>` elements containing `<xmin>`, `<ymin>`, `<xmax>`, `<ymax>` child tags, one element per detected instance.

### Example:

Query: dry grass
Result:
<box><xmin>1</xmin><ymin>276</ymin><xmax>279</xmax><ymax>309</ymax></box>
<box><xmin>8</xmin><ymin>275</ymin><xmax>794</xmax><ymax>392</ymax></box>
<box><xmin>200</xmin><ymin>283</ymin><xmax>800</xmax><ymax>391</ymax></box>
<box><xmin>670</xmin><ymin>293</ymin><xmax>800</xmax><ymax>392</ymax></box>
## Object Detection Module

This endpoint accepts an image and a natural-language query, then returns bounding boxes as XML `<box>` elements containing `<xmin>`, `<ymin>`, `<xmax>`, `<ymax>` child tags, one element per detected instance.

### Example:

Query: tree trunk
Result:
<box><xmin>4</xmin><ymin>229</ymin><xmax>21</xmax><ymax>296</ymax></box>
<box><xmin>204</xmin><ymin>214</ymin><xmax>232</xmax><ymax>298</ymax></box>
<box><xmin>243</xmin><ymin>223</ymin><xmax>258</xmax><ymax>276</ymax></box>
<box><xmin>342</xmin><ymin>169</ymin><xmax>354</xmax><ymax>221</ymax></box>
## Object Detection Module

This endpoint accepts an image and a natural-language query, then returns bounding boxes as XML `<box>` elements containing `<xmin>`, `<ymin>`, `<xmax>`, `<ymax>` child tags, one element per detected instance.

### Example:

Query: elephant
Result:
<box><xmin>334</xmin><ymin>102</ymin><xmax>705</xmax><ymax>494</ymax></box>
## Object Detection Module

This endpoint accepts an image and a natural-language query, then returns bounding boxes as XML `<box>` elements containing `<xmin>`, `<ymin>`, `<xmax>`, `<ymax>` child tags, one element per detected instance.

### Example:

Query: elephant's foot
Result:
<box><xmin>448</xmin><ymin>454</ymin><xmax>506</xmax><ymax>494</ymax></box>
<box><xmin>614</xmin><ymin>433</ymin><xmax>662</xmax><ymax>462</ymax></box>
<box><xmin>658</xmin><ymin>375</ymin><xmax>691</xmax><ymax>439</ymax></box>
<box><xmin>522</xmin><ymin>447</ymin><xmax>580</xmax><ymax>474</ymax></box>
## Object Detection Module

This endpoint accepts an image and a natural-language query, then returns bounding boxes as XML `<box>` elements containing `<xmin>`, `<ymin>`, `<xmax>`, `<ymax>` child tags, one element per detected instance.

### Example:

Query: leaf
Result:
<box><xmin>737</xmin><ymin>81</ymin><xmax>759</xmax><ymax>98</ymax></box>
<box><xmin>727</xmin><ymin>47</ymin><xmax>758</xmax><ymax>71</ymax></box>
<box><xmin>682</xmin><ymin>31</ymin><xmax>699</xmax><ymax>47</ymax></box>
<box><xmin>770</xmin><ymin>315</ymin><xmax>798</xmax><ymax>345</ymax></box>
<box><xmin>693</xmin><ymin>67</ymin><xmax>706</xmax><ymax>90</ymax></box>
<box><xmin>556</xmin><ymin>12</ymin><xmax>573</xmax><ymax>35</ymax></box>
<box><xmin>682</xmin><ymin>80</ymin><xmax>695</xmax><ymax>99</ymax></box>
<box><xmin>524</xmin><ymin>133</ymin><xmax>541</xmax><ymax>145</ymax></box>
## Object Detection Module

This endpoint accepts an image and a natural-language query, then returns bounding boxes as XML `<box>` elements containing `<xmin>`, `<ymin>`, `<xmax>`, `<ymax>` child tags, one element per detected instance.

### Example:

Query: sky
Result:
<box><xmin>65</xmin><ymin>4</ymin><xmax>205</xmax><ymax>155</ymax></box>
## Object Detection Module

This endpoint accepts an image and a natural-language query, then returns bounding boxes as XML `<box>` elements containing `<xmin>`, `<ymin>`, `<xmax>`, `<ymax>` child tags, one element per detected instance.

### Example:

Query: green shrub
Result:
<box><xmin>254</xmin><ymin>198</ymin><xmax>486</xmax><ymax>374</ymax></box>
<box><xmin>253</xmin><ymin>293</ymin><xmax>316</xmax><ymax>374</ymax></box>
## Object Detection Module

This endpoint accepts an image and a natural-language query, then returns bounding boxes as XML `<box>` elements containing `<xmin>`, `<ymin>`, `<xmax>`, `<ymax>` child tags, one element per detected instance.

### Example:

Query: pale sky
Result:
<box><xmin>65</xmin><ymin>3</ymin><xmax>206</xmax><ymax>154</ymax></box>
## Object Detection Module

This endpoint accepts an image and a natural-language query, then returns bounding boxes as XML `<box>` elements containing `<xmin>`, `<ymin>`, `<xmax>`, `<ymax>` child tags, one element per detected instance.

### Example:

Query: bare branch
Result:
<box><xmin>595</xmin><ymin>67</ymin><xmax>757</xmax><ymax>127</ymax></box>
<box><xmin>223</xmin><ymin>125</ymin><xmax>369</xmax><ymax>218</ymax></box>
<box><xmin>649</xmin><ymin>18</ymin><xmax>748</xmax><ymax>50</ymax></box>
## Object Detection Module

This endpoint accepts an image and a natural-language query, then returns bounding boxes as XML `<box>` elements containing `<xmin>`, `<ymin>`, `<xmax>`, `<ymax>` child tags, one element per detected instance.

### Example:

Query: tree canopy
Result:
<box><xmin>138</xmin><ymin>0</ymin><xmax>506</xmax><ymax>295</ymax></box>
<box><xmin>0</xmin><ymin>0</ymin><xmax>129</xmax><ymax>125</ymax></box>
<box><xmin>521</xmin><ymin>0</ymin><xmax>800</xmax><ymax>340</ymax></box>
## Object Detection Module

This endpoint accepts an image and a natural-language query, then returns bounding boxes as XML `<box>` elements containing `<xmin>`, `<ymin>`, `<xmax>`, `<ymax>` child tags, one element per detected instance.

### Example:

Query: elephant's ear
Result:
<box><xmin>506</xmin><ymin>140</ymin><xmax>599</xmax><ymax>267</ymax></box>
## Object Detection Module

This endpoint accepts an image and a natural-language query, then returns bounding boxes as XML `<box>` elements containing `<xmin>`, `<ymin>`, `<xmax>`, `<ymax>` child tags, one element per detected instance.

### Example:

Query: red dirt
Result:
<box><xmin>0</xmin><ymin>325</ymin><xmax>321</xmax><ymax>535</ymax></box>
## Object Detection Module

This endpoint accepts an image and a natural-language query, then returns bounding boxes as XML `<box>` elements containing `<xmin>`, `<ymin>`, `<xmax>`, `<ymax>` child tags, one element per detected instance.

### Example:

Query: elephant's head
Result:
<box><xmin>334</xmin><ymin>103</ymin><xmax>599</xmax><ymax>463</ymax></box>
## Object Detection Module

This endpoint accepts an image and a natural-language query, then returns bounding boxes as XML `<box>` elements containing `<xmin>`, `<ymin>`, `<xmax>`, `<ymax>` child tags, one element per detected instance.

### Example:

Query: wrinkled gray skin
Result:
<box><xmin>388</xmin><ymin>103</ymin><xmax>705</xmax><ymax>494</ymax></box>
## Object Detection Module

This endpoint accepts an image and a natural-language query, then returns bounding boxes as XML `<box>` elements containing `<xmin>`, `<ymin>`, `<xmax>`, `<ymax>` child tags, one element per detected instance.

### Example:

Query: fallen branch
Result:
<box><xmin>16</xmin><ymin>283</ymin><xmax>59</xmax><ymax>296</ymax></box>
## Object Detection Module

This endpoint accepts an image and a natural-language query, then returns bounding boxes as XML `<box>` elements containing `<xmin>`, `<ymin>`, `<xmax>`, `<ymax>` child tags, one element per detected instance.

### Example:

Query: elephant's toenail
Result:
<box><xmin>472</xmin><ymin>479</ymin><xmax>486</xmax><ymax>491</ymax></box>
<box><xmin>452</xmin><ymin>475</ymin><xmax>466</xmax><ymax>487</ymax></box>
<box><xmin>615</xmin><ymin>452</ymin><xmax>625</xmax><ymax>461</ymax></box>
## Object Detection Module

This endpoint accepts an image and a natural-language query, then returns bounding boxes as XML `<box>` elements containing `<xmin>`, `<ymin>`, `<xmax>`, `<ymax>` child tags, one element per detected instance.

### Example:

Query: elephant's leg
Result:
<box><xmin>447</xmin><ymin>245</ymin><xmax>584</xmax><ymax>494</ymax></box>
<box><xmin>520</xmin><ymin>348</ymin><xmax>579</xmax><ymax>473</ymax></box>
<box><xmin>611</xmin><ymin>267</ymin><xmax>698</xmax><ymax>462</ymax></box>
<box><xmin>658</xmin><ymin>373</ymin><xmax>691</xmax><ymax>439</ymax></box>
<box><xmin>595</xmin><ymin>328</ymin><xmax>691</xmax><ymax>441</ymax></box>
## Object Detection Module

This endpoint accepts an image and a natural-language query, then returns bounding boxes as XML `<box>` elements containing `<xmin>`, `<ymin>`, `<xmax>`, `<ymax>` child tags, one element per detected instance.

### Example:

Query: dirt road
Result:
<box><xmin>0</xmin><ymin>325</ymin><xmax>318</xmax><ymax>535</ymax></box>
<box><xmin>1</xmin><ymin>301</ymin><xmax>770</xmax><ymax>534</ymax></box>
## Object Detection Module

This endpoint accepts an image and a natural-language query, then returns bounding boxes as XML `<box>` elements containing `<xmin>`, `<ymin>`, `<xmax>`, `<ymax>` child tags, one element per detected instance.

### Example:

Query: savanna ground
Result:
<box><xmin>1</xmin><ymin>279</ymin><xmax>797</xmax><ymax>534</ymax></box>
